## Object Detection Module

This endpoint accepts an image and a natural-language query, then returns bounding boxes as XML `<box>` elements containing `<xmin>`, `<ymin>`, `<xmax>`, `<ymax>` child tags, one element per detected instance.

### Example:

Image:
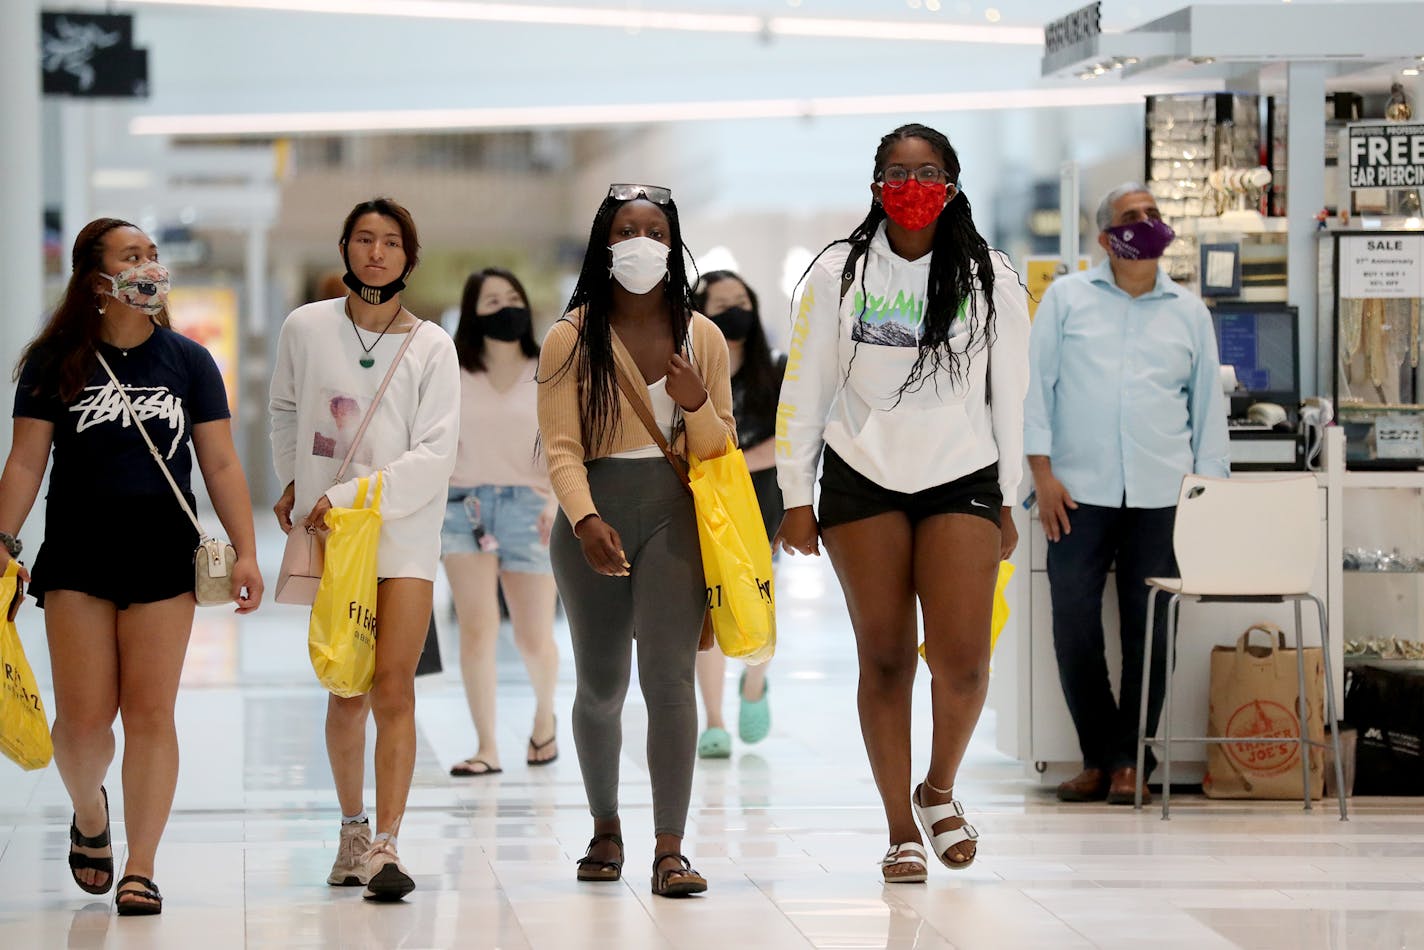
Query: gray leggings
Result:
<box><xmin>550</xmin><ymin>457</ymin><xmax>706</xmax><ymax>837</ymax></box>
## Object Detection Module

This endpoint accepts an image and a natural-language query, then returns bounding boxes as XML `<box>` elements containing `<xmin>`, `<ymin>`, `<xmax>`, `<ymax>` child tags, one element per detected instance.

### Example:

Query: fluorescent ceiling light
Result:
<box><xmin>130</xmin><ymin>83</ymin><xmax>1218</xmax><ymax>137</ymax></box>
<box><xmin>123</xmin><ymin>0</ymin><xmax>1041</xmax><ymax>45</ymax></box>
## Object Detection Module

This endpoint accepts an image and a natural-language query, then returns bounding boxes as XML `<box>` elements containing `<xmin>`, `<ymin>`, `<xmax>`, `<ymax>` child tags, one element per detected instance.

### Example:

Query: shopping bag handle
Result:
<box><xmin>1236</xmin><ymin>622</ymin><xmax>1289</xmax><ymax>667</ymax></box>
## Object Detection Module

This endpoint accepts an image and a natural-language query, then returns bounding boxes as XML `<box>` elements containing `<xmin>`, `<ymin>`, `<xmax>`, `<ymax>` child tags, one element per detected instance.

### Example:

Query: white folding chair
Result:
<box><xmin>1134</xmin><ymin>474</ymin><xmax>1348</xmax><ymax>819</ymax></box>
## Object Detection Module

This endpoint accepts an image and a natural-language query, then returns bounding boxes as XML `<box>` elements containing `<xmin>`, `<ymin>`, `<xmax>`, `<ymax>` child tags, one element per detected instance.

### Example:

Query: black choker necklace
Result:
<box><xmin>346</xmin><ymin>300</ymin><xmax>403</xmax><ymax>368</ymax></box>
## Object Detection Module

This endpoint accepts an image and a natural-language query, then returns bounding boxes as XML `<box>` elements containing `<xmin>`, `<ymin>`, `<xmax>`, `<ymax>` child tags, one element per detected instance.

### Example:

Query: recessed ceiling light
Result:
<box><xmin>985</xmin><ymin>7</ymin><xmax>1001</xmax><ymax>22</ymax></box>
<box><xmin>926</xmin><ymin>0</ymin><xmax>941</xmax><ymax>10</ymax></box>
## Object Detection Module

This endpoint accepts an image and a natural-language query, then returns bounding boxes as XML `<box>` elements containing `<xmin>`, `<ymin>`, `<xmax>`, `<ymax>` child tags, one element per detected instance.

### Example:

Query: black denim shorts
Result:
<box><xmin>817</xmin><ymin>447</ymin><xmax>1002</xmax><ymax>531</ymax></box>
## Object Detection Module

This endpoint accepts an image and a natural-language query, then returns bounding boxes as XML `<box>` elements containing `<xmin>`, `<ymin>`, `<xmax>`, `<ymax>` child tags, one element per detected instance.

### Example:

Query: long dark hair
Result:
<box><xmin>454</xmin><ymin>267</ymin><xmax>540</xmax><ymax>372</ymax></box>
<box><xmin>15</xmin><ymin>217</ymin><xmax>170</xmax><ymax>404</ymax></box>
<box><xmin>694</xmin><ymin>271</ymin><xmax>778</xmax><ymax>421</ymax></box>
<box><xmin>548</xmin><ymin>193</ymin><xmax>697</xmax><ymax>456</ymax></box>
<box><xmin>803</xmin><ymin>123</ymin><xmax>998</xmax><ymax>399</ymax></box>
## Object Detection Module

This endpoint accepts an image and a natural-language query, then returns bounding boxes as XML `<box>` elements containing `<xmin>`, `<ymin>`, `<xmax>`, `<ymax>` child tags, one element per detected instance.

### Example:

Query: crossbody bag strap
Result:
<box><xmin>95</xmin><ymin>351</ymin><xmax>210</xmax><ymax>542</ymax></box>
<box><xmin>334</xmin><ymin>318</ymin><xmax>422</xmax><ymax>483</ymax></box>
<box><xmin>613</xmin><ymin>363</ymin><xmax>690</xmax><ymax>489</ymax></box>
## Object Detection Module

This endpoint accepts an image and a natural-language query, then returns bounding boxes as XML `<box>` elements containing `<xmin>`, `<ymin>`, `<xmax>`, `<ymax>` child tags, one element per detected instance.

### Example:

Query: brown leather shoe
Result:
<box><xmin>1056</xmin><ymin>768</ymin><xmax>1109</xmax><ymax>802</ymax></box>
<box><xmin>1107</xmin><ymin>767</ymin><xmax>1149</xmax><ymax>805</ymax></box>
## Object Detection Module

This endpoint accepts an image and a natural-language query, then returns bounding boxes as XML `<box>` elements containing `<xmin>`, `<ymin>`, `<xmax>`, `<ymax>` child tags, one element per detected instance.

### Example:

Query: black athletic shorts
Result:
<box><xmin>817</xmin><ymin>447</ymin><xmax>1002</xmax><ymax>531</ymax></box>
<box><xmin>29</xmin><ymin>493</ymin><xmax>199</xmax><ymax>610</ymax></box>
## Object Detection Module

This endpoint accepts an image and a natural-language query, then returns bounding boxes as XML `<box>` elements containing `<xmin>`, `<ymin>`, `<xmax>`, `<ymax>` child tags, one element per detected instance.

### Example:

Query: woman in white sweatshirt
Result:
<box><xmin>270</xmin><ymin>197</ymin><xmax>460</xmax><ymax>902</ymax></box>
<box><xmin>774</xmin><ymin>124</ymin><xmax>1030</xmax><ymax>883</ymax></box>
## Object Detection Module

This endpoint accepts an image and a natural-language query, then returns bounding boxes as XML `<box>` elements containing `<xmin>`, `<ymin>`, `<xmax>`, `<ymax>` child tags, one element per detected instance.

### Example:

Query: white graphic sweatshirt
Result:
<box><xmin>270</xmin><ymin>299</ymin><xmax>461</xmax><ymax>580</ymax></box>
<box><xmin>776</xmin><ymin>222</ymin><xmax>1031</xmax><ymax>509</ymax></box>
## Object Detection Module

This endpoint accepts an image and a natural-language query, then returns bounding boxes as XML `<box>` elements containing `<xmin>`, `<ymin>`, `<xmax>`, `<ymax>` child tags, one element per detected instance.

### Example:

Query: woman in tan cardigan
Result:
<box><xmin>537</xmin><ymin>184</ymin><xmax>735</xmax><ymax>898</ymax></box>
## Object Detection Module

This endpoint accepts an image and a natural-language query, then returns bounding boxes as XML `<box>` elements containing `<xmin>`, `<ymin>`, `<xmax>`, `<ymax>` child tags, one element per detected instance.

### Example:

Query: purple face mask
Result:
<box><xmin>1104</xmin><ymin>217</ymin><xmax>1176</xmax><ymax>261</ymax></box>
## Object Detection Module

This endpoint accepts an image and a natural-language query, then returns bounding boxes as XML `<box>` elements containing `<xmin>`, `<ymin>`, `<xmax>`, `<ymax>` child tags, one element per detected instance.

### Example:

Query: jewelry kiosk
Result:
<box><xmin>996</xmin><ymin>1</ymin><xmax>1424</xmax><ymax>782</ymax></box>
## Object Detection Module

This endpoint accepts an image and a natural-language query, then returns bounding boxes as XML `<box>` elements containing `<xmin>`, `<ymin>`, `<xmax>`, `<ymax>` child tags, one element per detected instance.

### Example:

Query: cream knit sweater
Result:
<box><xmin>536</xmin><ymin>312</ymin><xmax>737</xmax><ymax>529</ymax></box>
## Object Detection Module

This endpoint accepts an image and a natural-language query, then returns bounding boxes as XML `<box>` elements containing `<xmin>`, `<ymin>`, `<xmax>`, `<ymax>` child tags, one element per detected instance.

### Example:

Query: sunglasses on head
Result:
<box><xmin>608</xmin><ymin>183</ymin><xmax>672</xmax><ymax>205</ymax></box>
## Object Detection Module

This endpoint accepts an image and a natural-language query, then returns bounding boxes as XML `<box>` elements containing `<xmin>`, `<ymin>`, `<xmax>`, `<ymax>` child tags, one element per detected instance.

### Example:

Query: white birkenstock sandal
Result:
<box><xmin>879</xmin><ymin>841</ymin><xmax>928</xmax><ymax>883</ymax></box>
<box><xmin>912</xmin><ymin>783</ymin><xmax>978</xmax><ymax>871</ymax></box>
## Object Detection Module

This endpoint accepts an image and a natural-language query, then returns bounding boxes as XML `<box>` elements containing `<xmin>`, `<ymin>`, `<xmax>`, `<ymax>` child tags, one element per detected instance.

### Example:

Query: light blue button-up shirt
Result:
<box><xmin>1024</xmin><ymin>258</ymin><xmax>1230</xmax><ymax>509</ymax></box>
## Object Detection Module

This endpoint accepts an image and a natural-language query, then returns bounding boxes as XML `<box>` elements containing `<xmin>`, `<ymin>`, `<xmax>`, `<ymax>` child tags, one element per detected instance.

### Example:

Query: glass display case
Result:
<box><xmin>1331</xmin><ymin>231</ymin><xmax>1424</xmax><ymax>468</ymax></box>
<box><xmin>1144</xmin><ymin>92</ymin><xmax>1275</xmax><ymax>289</ymax></box>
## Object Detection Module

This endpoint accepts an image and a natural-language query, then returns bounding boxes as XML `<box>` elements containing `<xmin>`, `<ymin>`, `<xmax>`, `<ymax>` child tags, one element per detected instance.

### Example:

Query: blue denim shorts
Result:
<box><xmin>441</xmin><ymin>485</ymin><xmax>553</xmax><ymax>574</ymax></box>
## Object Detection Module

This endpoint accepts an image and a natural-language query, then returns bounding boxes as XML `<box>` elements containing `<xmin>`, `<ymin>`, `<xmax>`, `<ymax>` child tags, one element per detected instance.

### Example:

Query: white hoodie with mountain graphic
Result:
<box><xmin>775</xmin><ymin>221</ymin><xmax>1031</xmax><ymax>510</ymax></box>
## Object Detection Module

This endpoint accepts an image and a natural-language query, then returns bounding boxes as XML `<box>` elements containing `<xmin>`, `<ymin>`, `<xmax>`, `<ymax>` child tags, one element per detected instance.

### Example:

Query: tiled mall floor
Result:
<box><xmin>1</xmin><ymin>526</ymin><xmax>1420</xmax><ymax>949</ymax></box>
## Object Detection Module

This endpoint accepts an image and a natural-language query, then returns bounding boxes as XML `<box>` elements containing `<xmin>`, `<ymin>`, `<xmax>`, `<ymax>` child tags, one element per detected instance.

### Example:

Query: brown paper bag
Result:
<box><xmin>1203</xmin><ymin>623</ymin><xmax>1325</xmax><ymax>799</ymax></box>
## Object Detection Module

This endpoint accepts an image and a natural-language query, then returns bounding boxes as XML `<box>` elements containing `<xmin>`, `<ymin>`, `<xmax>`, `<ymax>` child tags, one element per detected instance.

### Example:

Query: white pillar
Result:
<box><xmin>60</xmin><ymin>100</ymin><xmax>91</xmax><ymax>257</ymax></box>
<box><xmin>243</xmin><ymin>225</ymin><xmax>270</xmax><ymax>494</ymax></box>
<box><xmin>1</xmin><ymin>0</ymin><xmax>44</xmax><ymax>460</ymax></box>
<box><xmin>1286</xmin><ymin>62</ymin><xmax>1327</xmax><ymax>397</ymax></box>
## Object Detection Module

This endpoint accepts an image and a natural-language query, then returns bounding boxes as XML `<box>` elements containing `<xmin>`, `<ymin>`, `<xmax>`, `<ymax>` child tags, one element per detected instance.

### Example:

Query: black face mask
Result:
<box><xmin>482</xmin><ymin>306</ymin><xmax>531</xmax><ymax>342</ymax></box>
<box><xmin>341</xmin><ymin>244</ymin><xmax>406</xmax><ymax>305</ymax></box>
<box><xmin>711</xmin><ymin>306</ymin><xmax>756</xmax><ymax>342</ymax></box>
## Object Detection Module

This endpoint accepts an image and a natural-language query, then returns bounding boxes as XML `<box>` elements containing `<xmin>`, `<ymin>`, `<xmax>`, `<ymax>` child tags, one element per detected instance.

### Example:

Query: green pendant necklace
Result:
<box><xmin>346</xmin><ymin>300</ymin><xmax>402</xmax><ymax>368</ymax></box>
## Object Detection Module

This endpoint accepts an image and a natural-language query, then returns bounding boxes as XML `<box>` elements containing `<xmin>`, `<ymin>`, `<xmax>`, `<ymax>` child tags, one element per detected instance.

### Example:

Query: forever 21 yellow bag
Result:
<box><xmin>689</xmin><ymin>438</ymin><xmax>776</xmax><ymax>665</ymax></box>
<box><xmin>309</xmin><ymin>473</ymin><xmax>382</xmax><ymax>698</ymax></box>
<box><xmin>0</xmin><ymin>560</ymin><xmax>53</xmax><ymax>771</ymax></box>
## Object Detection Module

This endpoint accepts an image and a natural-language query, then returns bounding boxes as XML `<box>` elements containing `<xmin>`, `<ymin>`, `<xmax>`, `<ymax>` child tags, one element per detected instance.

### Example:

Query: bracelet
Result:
<box><xmin>0</xmin><ymin>532</ymin><xmax>21</xmax><ymax>558</ymax></box>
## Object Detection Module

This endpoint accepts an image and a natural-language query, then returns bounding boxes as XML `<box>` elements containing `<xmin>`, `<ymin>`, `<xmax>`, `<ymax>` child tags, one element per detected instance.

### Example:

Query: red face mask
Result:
<box><xmin>879</xmin><ymin>179</ymin><xmax>948</xmax><ymax>231</ymax></box>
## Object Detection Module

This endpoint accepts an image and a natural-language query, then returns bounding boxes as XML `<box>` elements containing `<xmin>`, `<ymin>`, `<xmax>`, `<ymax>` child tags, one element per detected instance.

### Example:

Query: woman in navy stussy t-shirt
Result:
<box><xmin>0</xmin><ymin>219</ymin><xmax>263</xmax><ymax>916</ymax></box>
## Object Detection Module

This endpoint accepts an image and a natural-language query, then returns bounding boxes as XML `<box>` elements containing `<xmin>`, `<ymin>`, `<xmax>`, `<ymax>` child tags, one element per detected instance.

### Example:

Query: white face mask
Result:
<box><xmin>608</xmin><ymin>236</ymin><xmax>670</xmax><ymax>295</ymax></box>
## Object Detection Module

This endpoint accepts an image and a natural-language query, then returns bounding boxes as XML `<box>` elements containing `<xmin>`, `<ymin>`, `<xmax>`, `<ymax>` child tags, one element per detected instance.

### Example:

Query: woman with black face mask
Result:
<box><xmin>691</xmin><ymin>271</ymin><xmax>782</xmax><ymax>760</ymax></box>
<box><xmin>444</xmin><ymin>268</ymin><xmax>560</xmax><ymax>779</ymax></box>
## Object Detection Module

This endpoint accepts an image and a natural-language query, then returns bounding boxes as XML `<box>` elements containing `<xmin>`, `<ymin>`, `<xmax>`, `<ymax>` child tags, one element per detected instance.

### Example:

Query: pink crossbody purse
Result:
<box><xmin>274</xmin><ymin>321</ymin><xmax>422</xmax><ymax>605</ymax></box>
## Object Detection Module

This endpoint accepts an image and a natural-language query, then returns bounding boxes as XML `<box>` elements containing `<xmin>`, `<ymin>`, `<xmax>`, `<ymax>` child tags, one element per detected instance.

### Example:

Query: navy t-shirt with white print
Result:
<box><xmin>13</xmin><ymin>327</ymin><xmax>230</xmax><ymax>500</ymax></box>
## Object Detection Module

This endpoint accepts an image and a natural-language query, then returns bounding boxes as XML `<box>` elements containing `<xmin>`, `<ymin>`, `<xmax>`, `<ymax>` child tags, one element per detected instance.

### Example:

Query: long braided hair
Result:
<box><xmin>545</xmin><ymin>193</ymin><xmax>698</xmax><ymax>455</ymax></box>
<box><xmin>802</xmin><ymin>123</ymin><xmax>999</xmax><ymax>400</ymax></box>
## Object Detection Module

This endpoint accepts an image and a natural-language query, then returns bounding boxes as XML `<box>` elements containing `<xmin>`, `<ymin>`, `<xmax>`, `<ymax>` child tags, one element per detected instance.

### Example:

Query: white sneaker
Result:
<box><xmin>327</xmin><ymin>820</ymin><xmax>372</xmax><ymax>886</ymax></box>
<box><xmin>361</xmin><ymin>837</ymin><xmax>415</xmax><ymax>902</ymax></box>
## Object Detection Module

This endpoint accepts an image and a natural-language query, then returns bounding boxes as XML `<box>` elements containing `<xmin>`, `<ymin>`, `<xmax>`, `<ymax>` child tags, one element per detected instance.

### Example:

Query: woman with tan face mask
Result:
<box><xmin>1</xmin><ymin>218</ymin><xmax>263</xmax><ymax>915</ymax></box>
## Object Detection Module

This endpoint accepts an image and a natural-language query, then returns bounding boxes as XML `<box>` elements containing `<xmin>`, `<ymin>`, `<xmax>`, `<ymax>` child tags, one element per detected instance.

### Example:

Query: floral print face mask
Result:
<box><xmin>104</xmin><ymin>260</ymin><xmax>170</xmax><ymax>316</ymax></box>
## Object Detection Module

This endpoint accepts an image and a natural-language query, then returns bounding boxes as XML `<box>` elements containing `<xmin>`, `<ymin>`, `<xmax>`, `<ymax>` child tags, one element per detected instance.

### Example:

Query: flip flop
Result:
<box><xmin>449</xmin><ymin>757</ymin><xmax>503</xmax><ymax>777</ymax></box>
<box><xmin>68</xmin><ymin>786</ymin><xmax>113</xmax><ymax>896</ymax></box>
<box><xmin>527</xmin><ymin>718</ymin><xmax>558</xmax><ymax>766</ymax></box>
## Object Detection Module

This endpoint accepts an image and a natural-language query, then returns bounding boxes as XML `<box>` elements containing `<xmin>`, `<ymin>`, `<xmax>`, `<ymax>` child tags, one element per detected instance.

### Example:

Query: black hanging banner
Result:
<box><xmin>40</xmin><ymin>11</ymin><xmax>149</xmax><ymax>98</ymax></box>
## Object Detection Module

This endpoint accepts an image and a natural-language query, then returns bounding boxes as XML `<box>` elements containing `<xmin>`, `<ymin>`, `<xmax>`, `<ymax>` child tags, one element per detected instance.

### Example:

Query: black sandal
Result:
<box><xmin>115</xmin><ymin>875</ymin><xmax>163</xmax><ymax>916</ymax></box>
<box><xmin>650</xmin><ymin>852</ymin><xmax>707</xmax><ymax>897</ymax></box>
<box><xmin>526</xmin><ymin>731</ymin><xmax>558</xmax><ymax>767</ymax></box>
<box><xmin>68</xmin><ymin>786</ymin><xmax>113</xmax><ymax>896</ymax></box>
<box><xmin>575</xmin><ymin>833</ymin><xmax>624</xmax><ymax>882</ymax></box>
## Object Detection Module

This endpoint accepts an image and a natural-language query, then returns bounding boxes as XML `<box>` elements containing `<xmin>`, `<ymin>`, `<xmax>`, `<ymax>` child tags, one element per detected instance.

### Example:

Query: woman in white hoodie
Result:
<box><xmin>270</xmin><ymin>197</ymin><xmax>460</xmax><ymax>902</ymax></box>
<box><xmin>774</xmin><ymin>124</ymin><xmax>1029</xmax><ymax>883</ymax></box>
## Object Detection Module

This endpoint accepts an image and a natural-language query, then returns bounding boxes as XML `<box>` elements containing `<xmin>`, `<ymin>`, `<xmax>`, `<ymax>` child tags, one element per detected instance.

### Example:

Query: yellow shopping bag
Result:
<box><xmin>689</xmin><ymin>439</ymin><xmax>776</xmax><ymax>665</ymax></box>
<box><xmin>0</xmin><ymin>560</ymin><xmax>53</xmax><ymax>771</ymax></box>
<box><xmin>919</xmin><ymin>561</ymin><xmax>1016</xmax><ymax>661</ymax></box>
<box><xmin>309</xmin><ymin>474</ymin><xmax>382</xmax><ymax>698</ymax></box>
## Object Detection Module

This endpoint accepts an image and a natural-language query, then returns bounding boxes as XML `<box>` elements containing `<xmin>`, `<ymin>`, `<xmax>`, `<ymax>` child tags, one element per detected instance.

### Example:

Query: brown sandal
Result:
<box><xmin>650</xmin><ymin>852</ymin><xmax>707</xmax><ymax>897</ymax></box>
<box><xmin>575</xmin><ymin>833</ymin><xmax>624</xmax><ymax>882</ymax></box>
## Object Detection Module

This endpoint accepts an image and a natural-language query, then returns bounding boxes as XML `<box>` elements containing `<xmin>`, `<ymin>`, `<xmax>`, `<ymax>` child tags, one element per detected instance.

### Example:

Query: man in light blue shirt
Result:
<box><xmin>1025</xmin><ymin>183</ymin><xmax>1229</xmax><ymax>805</ymax></box>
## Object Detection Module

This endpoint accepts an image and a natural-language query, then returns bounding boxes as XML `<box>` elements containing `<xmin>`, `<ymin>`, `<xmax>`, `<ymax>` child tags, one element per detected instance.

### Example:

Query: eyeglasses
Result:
<box><xmin>608</xmin><ymin>183</ymin><xmax>672</xmax><ymax>205</ymax></box>
<box><xmin>878</xmin><ymin>164</ymin><xmax>952</xmax><ymax>188</ymax></box>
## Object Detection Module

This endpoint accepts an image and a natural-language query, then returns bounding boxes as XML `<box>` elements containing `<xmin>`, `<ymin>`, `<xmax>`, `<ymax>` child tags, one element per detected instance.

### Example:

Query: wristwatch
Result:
<box><xmin>0</xmin><ymin>532</ymin><xmax>21</xmax><ymax>558</ymax></box>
